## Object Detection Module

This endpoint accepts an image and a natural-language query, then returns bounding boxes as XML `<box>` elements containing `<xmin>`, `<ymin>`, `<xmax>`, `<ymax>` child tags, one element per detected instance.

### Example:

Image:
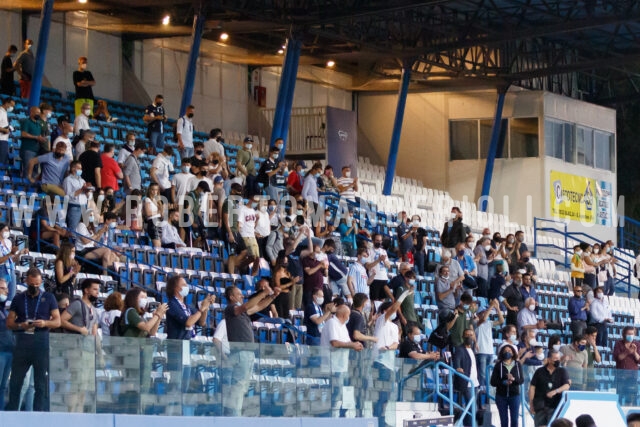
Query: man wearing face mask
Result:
<box><xmin>60</xmin><ymin>279</ymin><xmax>99</xmax><ymax>336</ymax></box>
<box><xmin>0</xmin><ymin>98</ymin><xmax>15</xmax><ymax>165</ymax></box>
<box><xmin>117</xmin><ymin>131</ymin><xmax>136</xmax><ymax>167</ymax></box>
<box><xmin>236</xmin><ymin>137</ymin><xmax>257</xmax><ymax>198</ymax></box>
<box><xmin>336</xmin><ymin>165</ymin><xmax>358</xmax><ymax>203</ymax></box>
<box><xmin>171</xmin><ymin>158</ymin><xmax>196</xmax><ymax>208</ymax></box>
<box><xmin>436</xmin><ymin>264</ymin><xmax>464</xmax><ymax>312</ymax></box>
<box><xmin>515</xmin><ymin>250</ymin><xmax>538</xmax><ymax>280</ymax></box>
<box><xmin>143</xmin><ymin>94</ymin><xmax>167</xmax><ymax>154</ymax></box>
<box><xmin>449</xmin><ymin>293</ymin><xmax>475</xmax><ymax>348</ymax></box>
<box><xmin>372</xmin><ymin>290</ymin><xmax>412</xmax><ymax>426</ymax></box>
<box><xmin>613</xmin><ymin>326</ymin><xmax>640</xmax><ymax>370</ymax></box>
<box><xmin>14</xmin><ymin>39</ymin><xmax>34</xmax><ymax>99</ymax></box>
<box><xmin>176</xmin><ymin>105</ymin><xmax>195</xmax><ymax>158</ymax></box>
<box><xmin>72</xmin><ymin>57</ymin><xmax>95</xmax><ymax>118</ymax></box>
<box><xmin>0</xmin><ymin>45</ymin><xmax>17</xmax><ymax>96</ymax></box>
<box><xmin>399</xmin><ymin>322</ymin><xmax>440</xmax><ymax>361</ymax></box>
<box><xmin>63</xmin><ymin>160</ymin><xmax>92</xmax><ymax>234</ymax></box>
<box><xmin>301</xmin><ymin>162</ymin><xmax>322</xmax><ymax>208</ymax></box>
<box><xmin>502</xmin><ymin>272</ymin><xmax>525</xmax><ymax>327</ymax></box>
<box><xmin>73</xmin><ymin>102</ymin><xmax>92</xmax><ymax>136</ymax></box>
<box><xmin>100</xmin><ymin>143</ymin><xmax>123</xmax><ymax>191</ymax></box>
<box><xmin>51</xmin><ymin>114</ymin><xmax>73</xmax><ymax>160</ymax></box>
<box><xmin>517</xmin><ymin>297</ymin><xmax>546</xmax><ymax>333</ymax></box>
<box><xmin>560</xmin><ymin>334</ymin><xmax>588</xmax><ymax>389</ymax></box>
<box><xmin>6</xmin><ymin>267</ymin><xmax>61</xmax><ymax>411</ymax></box>
<box><xmin>122</xmin><ymin>142</ymin><xmax>146</xmax><ymax>194</ymax></box>
<box><xmin>391</xmin><ymin>268</ymin><xmax>419</xmax><ymax>327</ymax></box>
<box><xmin>286</xmin><ymin>160</ymin><xmax>306</xmax><ymax>196</ymax></box>
<box><xmin>20</xmin><ymin>106</ymin><xmax>48</xmax><ymax>179</ymax></box>
<box><xmin>347</xmin><ymin>292</ymin><xmax>377</xmax><ymax>345</ymax></box>
<box><xmin>568</xmin><ymin>285</ymin><xmax>589</xmax><ymax>337</ymax></box>
<box><xmin>452</xmin><ymin>328</ymin><xmax>480</xmax><ymax>427</ymax></box>
<box><xmin>161</xmin><ymin>209</ymin><xmax>187</xmax><ymax>249</ymax></box>
<box><xmin>203</xmin><ymin>128</ymin><xmax>226</xmax><ymax>160</ymax></box>
<box><xmin>366</xmin><ymin>233</ymin><xmax>393</xmax><ymax>302</ymax></box>
<box><xmin>440</xmin><ymin>207</ymin><xmax>467</xmax><ymax>254</ymax></box>
<box><xmin>528</xmin><ymin>350</ymin><xmax>571</xmax><ymax>427</ymax></box>
<box><xmin>475</xmin><ymin>299</ymin><xmax>505</xmax><ymax>387</ymax></box>
<box><xmin>302</xmin><ymin>240</ymin><xmax>329</xmax><ymax>307</ymax></box>
<box><xmin>150</xmin><ymin>145</ymin><xmax>175</xmax><ymax>202</ymax></box>
<box><xmin>588</xmin><ymin>286</ymin><xmax>612</xmax><ymax>347</ymax></box>
<box><xmin>257</xmin><ymin>145</ymin><xmax>285</xmax><ymax>202</ymax></box>
<box><xmin>27</xmin><ymin>141</ymin><xmax>70</xmax><ymax>197</ymax></box>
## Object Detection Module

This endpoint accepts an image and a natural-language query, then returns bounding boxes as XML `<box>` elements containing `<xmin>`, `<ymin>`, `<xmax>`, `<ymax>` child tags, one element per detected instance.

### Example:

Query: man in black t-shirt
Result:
<box><xmin>399</xmin><ymin>323</ymin><xmax>440</xmax><ymax>361</ymax></box>
<box><xmin>73</xmin><ymin>56</ymin><xmax>95</xmax><ymax>118</ymax></box>
<box><xmin>0</xmin><ymin>45</ymin><xmax>17</xmax><ymax>96</ymax></box>
<box><xmin>143</xmin><ymin>94</ymin><xmax>167</xmax><ymax>154</ymax></box>
<box><xmin>528</xmin><ymin>350</ymin><xmax>571</xmax><ymax>427</ymax></box>
<box><xmin>79</xmin><ymin>140</ymin><xmax>103</xmax><ymax>188</ymax></box>
<box><xmin>259</xmin><ymin>145</ymin><xmax>287</xmax><ymax>202</ymax></box>
<box><xmin>347</xmin><ymin>293</ymin><xmax>377</xmax><ymax>345</ymax></box>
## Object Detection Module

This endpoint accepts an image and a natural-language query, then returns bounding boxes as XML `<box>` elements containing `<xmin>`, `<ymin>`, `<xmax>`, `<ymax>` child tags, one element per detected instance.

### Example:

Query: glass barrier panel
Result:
<box><xmin>257</xmin><ymin>342</ymin><xmax>299</xmax><ymax>417</ymax></box>
<box><xmin>49</xmin><ymin>333</ymin><xmax>96</xmax><ymax>413</ymax></box>
<box><xmin>96</xmin><ymin>336</ymin><xmax>144</xmax><ymax>414</ymax></box>
<box><xmin>183</xmin><ymin>338</ymin><xmax>222</xmax><ymax>416</ymax></box>
<box><xmin>221</xmin><ymin>341</ymin><xmax>260</xmax><ymax>416</ymax></box>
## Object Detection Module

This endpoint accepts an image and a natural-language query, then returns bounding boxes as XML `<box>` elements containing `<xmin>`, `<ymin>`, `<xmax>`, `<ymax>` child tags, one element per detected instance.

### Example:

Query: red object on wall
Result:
<box><xmin>254</xmin><ymin>86</ymin><xmax>266</xmax><ymax>107</ymax></box>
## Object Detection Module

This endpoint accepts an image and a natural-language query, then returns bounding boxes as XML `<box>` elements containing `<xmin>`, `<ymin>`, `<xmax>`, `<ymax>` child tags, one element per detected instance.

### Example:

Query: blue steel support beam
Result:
<box><xmin>179</xmin><ymin>8</ymin><xmax>206</xmax><ymax>117</ymax></box>
<box><xmin>270</xmin><ymin>37</ymin><xmax>301</xmax><ymax>158</ymax></box>
<box><xmin>480</xmin><ymin>88</ymin><xmax>508</xmax><ymax>212</ymax></box>
<box><xmin>382</xmin><ymin>63</ymin><xmax>412</xmax><ymax>196</ymax></box>
<box><xmin>28</xmin><ymin>0</ymin><xmax>55</xmax><ymax>109</ymax></box>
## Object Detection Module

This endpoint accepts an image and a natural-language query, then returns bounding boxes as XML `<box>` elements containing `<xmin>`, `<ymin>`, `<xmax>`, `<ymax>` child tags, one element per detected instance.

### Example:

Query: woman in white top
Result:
<box><xmin>144</xmin><ymin>183</ymin><xmax>164</xmax><ymax>248</ymax></box>
<box><xmin>98</xmin><ymin>291</ymin><xmax>123</xmax><ymax>336</ymax></box>
<box><xmin>75</xmin><ymin>210</ymin><xmax>119</xmax><ymax>274</ymax></box>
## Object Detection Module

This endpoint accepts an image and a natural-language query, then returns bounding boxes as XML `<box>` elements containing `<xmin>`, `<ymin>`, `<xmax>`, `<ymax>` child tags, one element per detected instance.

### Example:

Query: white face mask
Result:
<box><xmin>450</xmin><ymin>213</ymin><xmax>457</xmax><ymax>219</ymax></box>
<box><xmin>6</xmin><ymin>107</ymin><xmax>13</xmax><ymax>113</ymax></box>
<box><xmin>0</xmin><ymin>294</ymin><xmax>6</xmax><ymax>302</ymax></box>
<box><xmin>344</xmin><ymin>171</ymin><xmax>351</xmax><ymax>178</ymax></box>
<box><xmin>139</xmin><ymin>297</ymin><xmax>147</xmax><ymax>310</ymax></box>
<box><xmin>1</xmin><ymin>231</ymin><xmax>9</xmax><ymax>240</ymax></box>
<box><xmin>83</xmin><ymin>109</ymin><xmax>91</xmax><ymax>116</ymax></box>
<box><xmin>314</xmin><ymin>297</ymin><xmax>324</xmax><ymax>305</ymax></box>
<box><xmin>483</xmin><ymin>245</ymin><xmax>491</xmax><ymax>251</ymax></box>
<box><xmin>535</xmin><ymin>353</ymin><xmax>545</xmax><ymax>361</ymax></box>
<box><xmin>553</xmin><ymin>344</ymin><xmax>561</xmax><ymax>351</ymax></box>
<box><xmin>179</xmin><ymin>286</ymin><xmax>189</xmax><ymax>298</ymax></box>
<box><xmin>413</xmin><ymin>335</ymin><xmax>422</xmax><ymax>344</ymax></box>
<box><xmin>528</xmin><ymin>304</ymin><xmax>536</xmax><ymax>311</ymax></box>
<box><xmin>245</xmin><ymin>144</ymin><xmax>252</xmax><ymax>150</ymax></box>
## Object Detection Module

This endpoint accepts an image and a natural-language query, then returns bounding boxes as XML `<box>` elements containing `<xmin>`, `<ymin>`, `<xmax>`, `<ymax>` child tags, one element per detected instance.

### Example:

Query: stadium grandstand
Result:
<box><xmin>2</xmin><ymin>1</ymin><xmax>640</xmax><ymax>427</ymax></box>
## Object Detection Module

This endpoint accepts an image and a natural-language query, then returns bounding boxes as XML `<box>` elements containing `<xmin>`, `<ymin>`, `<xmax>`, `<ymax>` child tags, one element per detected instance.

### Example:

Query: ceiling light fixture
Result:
<box><xmin>220</xmin><ymin>32</ymin><xmax>229</xmax><ymax>41</ymax></box>
<box><xmin>78</xmin><ymin>0</ymin><xmax>88</xmax><ymax>4</ymax></box>
<box><xmin>162</xmin><ymin>15</ymin><xmax>170</xmax><ymax>26</ymax></box>
<box><xmin>326</xmin><ymin>60</ymin><xmax>335</xmax><ymax>68</ymax></box>
<box><xmin>277</xmin><ymin>49</ymin><xmax>284</xmax><ymax>54</ymax></box>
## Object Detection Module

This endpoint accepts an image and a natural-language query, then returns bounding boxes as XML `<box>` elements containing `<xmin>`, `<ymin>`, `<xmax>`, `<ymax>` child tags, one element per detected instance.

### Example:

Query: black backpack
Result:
<box><xmin>427</xmin><ymin>322</ymin><xmax>450</xmax><ymax>350</ymax></box>
<box><xmin>109</xmin><ymin>307</ymin><xmax>133</xmax><ymax>337</ymax></box>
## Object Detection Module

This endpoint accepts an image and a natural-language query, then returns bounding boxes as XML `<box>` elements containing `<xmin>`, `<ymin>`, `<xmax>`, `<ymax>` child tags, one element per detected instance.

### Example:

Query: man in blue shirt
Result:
<box><xmin>26</xmin><ymin>141</ymin><xmax>70</xmax><ymax>197</ymax></box>
<box><xmin>6</xmin><ymin>267</ymin><xmax>60</xmax><ymax>411</ymax></box>
<box><xmin>568</xmin><ymin>285</ymin><xmax>589</xmax><ymax>338</ymax></box>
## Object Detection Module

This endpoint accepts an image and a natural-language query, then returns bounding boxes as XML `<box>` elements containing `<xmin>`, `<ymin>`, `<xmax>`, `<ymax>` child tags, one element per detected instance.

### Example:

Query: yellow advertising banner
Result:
<box><xmin>550</xmin><ymin>170</ymin><xmax>596</xmax><ymax>223</ymax></box>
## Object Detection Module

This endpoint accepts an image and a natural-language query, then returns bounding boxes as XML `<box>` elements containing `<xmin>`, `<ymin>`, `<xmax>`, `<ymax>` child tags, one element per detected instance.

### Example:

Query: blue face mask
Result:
<box><xmin>76</xmin><ymin>169</ymin><xmax>82</xmax><ymax>176</ymax></box>
<box><xmin>409</xmin><ymin>279</ymin><xmax>416</xmax><ymax>286</ymax></box>
<box><xmin>626</xmin><ymin>335</ymin><xmax>634</xmax><ymax>343</ymax></box>
<box><xmin>503</xmin><ymin>352</ymin><xmax>513</xmax><ymax>360</ymax></box>
<box><xmin>462</xmin><ymin>304</ymin><xmax>470</xmax><ymax>311</ymax></box>
<box><xmin>577</xmin><ymin>344</ymin><xmax>586</xmax><ymax>352</ymax></box>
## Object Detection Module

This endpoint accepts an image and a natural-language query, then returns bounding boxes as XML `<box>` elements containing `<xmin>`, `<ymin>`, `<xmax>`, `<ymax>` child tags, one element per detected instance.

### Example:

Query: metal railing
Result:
<box><xmin>533</xmin><ymin>217</ymin><xmax>638</xmax><ymax>297</ymax></box>
<box><xmin>261</xmin><ymin>107</ymin><xmax>327</xmax><ymax>154</ymax></box>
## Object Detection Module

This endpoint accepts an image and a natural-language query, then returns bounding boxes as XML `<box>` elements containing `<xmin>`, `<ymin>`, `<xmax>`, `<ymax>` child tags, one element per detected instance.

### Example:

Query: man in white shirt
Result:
<box><xmin>320</xmin><ymin>305</ymin><xmax>363</xmax><ymax>417</ymax></box>
<box><xmin>117</xmin><ymin>131</ymin><xmax>136</xmax><ymax>167</ymax></box>
<box><xmin>372</xmin><ymin>289</ymin><xmax>412</xmax><ymax>426</ymax></box>
<box><xmin>161</xmin><ymin>209</ymin><xmax>186</xmax><ymax>249</ymax></box>
<box><xmin>62</xmin><ymin>160</ymin><xmax>91</xmax><ymax>233</ymax></box>
<box><xmin>177</xmin><ymin>105</ymin><xmax>195</xmax><ymax>159</ymax></box>
<box><xmin>52</xmin><ymin>115</ymin><xmax>74</xmax><ymax>160</ymax></box>
<box><xmin>366</xmin><ymin>233</ymin><xmax>392</xmax><ymax>301</ymax></box>
<box><xmin>301</xmin><ymin>163</ymin><xmax>322</xmax><ymax>207</ymax></box>
<box><xmin>171</xmin><ymin>158</ymin><xmax>196</xmax><ymax>207</ymax></box>
<box><xmin>0</xmin><ymin>98</ymin><xmax>15</xmax><ymax>165</ymax></box>
<box><xmin>151</xmin><ymin>145</ymin><xmax>175</xmax><ymax>201</ymax></box>
<box><xmin>73</xmin><ymin>102</ymin><xmax>91</xmax><ymax>135</ymax></box>
<box><xmin>589</xmin><ymin>287</ymin><xmax>613</xmax><ymax>347</ymax></box>
<box><xmin>238</xmin><ymin>197</ymin><xmax>259</xmax><ymax>258</ymax></box>
<box><xmin>203</xmin><ymin>128</ymin><xmax>226</xmax><ymax>161</ymax></box>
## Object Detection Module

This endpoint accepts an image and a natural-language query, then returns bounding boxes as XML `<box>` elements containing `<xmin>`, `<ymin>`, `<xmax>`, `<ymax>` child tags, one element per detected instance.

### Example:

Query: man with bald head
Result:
<box><xmin>321</xmin><ymin>304</ymin><xmax>363</xmax><ymax>416</ymax></box>
<box><xmin>20</xmin><ymin>105</ymin><xmax>48</xmax><ymax>178</ymax></box>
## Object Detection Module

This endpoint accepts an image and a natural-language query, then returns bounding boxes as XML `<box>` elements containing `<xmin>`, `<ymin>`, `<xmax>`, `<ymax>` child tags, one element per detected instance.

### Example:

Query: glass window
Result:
<box><xmin>594</xmin><ymin>130</ymin><xmax>614</xmax><ymax>171</ymax></box>
<box><xmin>563</xmin><ymin>122</ymin><xmax>575</xmax><ymax>163</ymax></box>
<box><xmin>450</xmin><ymin>120</ymin><xmax>478</xmax><ymax>160</ymax></box>
<box><xmin>544</xmin><ymin>120</ymin><xmax>563</xmax><ymax>160</ymax></box>
<box><xmin>480</xmin><ymin>119</ymin><xmax>508</xmax><ymax>159</ymax></box>
<box><xmin>576</xmin><ymin>126</ymin><xmax>594</xmax><ymax>167</ymax></box>
<box><xmin>510</xmin><ymin>118</ymin><xmax>539</xmax><ymax>158</ymax></box>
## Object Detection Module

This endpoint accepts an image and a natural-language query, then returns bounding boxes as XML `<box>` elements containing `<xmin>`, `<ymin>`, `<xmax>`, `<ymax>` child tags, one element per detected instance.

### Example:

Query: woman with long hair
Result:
<box><xmin>143</xmin><ymin>183</ymin><xmax>163</xmax><ymax>248</ymax></box>
<box><xmin>121</xmin><ymin>288</ymin><xmax>167</xmax><ymax>338</ymax></box>
<box><xmin>98</xmin><ymin>291</ymin><xmax>124</xmax><ymax>336</ymax></box>
<box><xmin>165</xmin><ymin>275</ymin><xmax>214</xmax><ymax>340</ymax></box>
<box><xmin>272</xmin><ymin>252</ymin><xmax>294</xmax><ymax>320</ymax></box>
<box><xmin>54</xmin><ymin>242</ymin><xmax>80</xmax><ymax>296</ymax></box>
<box><xmin>490</xmin><ymin>344</ymin><xmax>524</xmax><ymax>427</ymax></box>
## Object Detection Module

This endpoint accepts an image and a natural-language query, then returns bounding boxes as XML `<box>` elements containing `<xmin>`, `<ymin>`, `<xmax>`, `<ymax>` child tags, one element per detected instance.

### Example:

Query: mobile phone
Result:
<box><xmin>26</xmin><ymin>320</ymin><xmax>34</xmax><ymax>325</ymax></box>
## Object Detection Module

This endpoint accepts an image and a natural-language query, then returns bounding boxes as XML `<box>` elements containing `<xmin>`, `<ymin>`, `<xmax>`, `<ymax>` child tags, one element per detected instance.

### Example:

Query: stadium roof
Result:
<box><xmin>5</xmin><ymin>0</ymin><xmax>640</xmax><ymax>104</ymax></box>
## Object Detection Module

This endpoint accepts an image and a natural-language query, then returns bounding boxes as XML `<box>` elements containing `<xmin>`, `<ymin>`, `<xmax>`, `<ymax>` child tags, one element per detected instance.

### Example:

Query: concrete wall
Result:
<box><xmin>357</xmin><ymin>89</ymin><xmax>617</xmax><ymax>237</ymax></box>
<box><xmin>0</xmin><ymin>11</ymin><xmax>22</xmax><ymax>57</ymax></box>
<box><xmin>26</xmin><ymin>13</ymin><xmax>123</xmax><ymax>103</ymax></box>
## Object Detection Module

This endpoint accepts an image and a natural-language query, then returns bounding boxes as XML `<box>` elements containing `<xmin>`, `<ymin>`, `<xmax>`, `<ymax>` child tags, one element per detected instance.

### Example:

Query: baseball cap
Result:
<box><xmin>297</xmin><ymin>160</ymin><xmax>307</xmax><ymax>168</ymax></box>
<box><xmin>243</xmin><ymin>136</ymin><xmax>253</xmax><ymax>143</ymax></box>
<box><xmin>213</xmin><ymin>176</ymin><xmax>224</xmax><ymax>185</ymax></box>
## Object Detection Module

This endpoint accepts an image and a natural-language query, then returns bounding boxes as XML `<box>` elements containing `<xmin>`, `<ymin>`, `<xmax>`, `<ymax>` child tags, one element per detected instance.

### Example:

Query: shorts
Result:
<box><xmin>242</xmin><ymin>236</ymin><xmax>260</xmax><ymax>258</ymax></box>
<box><xmin>369</xmin><ymin>279</ymin><xmax>388</xmax><ymax>301</ymax></box>
<box><xmin>146</xmin><ymin>218</ymin><xmax>162</xmax><ymax>241</ymax></box>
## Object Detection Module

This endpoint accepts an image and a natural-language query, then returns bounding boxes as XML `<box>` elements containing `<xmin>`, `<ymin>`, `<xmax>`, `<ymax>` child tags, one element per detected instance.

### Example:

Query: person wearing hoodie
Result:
<box><xmin>491</xmin><ymin>343</ymin><xmax>525</xmax><ymax>427</ymax></box>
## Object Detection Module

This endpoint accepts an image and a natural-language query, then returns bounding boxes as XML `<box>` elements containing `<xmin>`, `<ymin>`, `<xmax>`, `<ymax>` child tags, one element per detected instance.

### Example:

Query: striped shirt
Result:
<box><xmin>336</xmin><ymin>176</ymin><xmax>356</xmax><ymax>201</ymax></box>
<box><xmin>348</xmin><ymin>262</ymin><xmax>369</xmax><ymax>294</ymax></box>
